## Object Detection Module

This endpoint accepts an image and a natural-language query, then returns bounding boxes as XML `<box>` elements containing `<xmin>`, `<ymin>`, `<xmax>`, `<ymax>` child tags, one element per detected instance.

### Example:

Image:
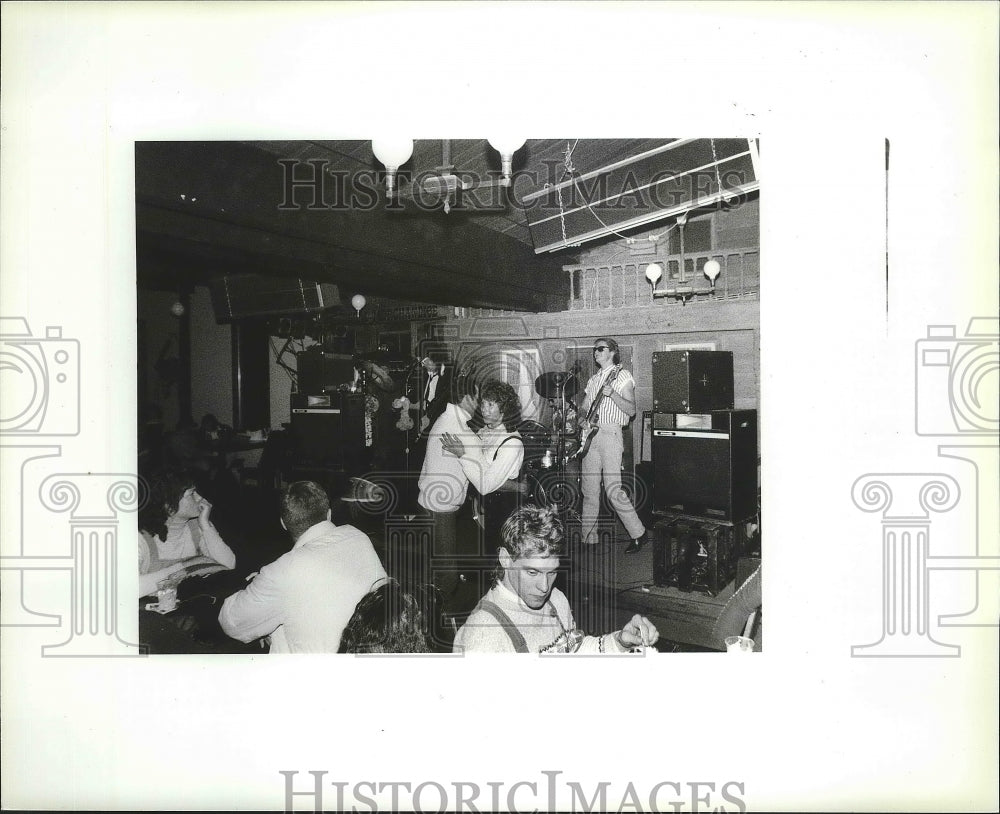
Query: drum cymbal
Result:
<box><xmin>534</xmin><ymin>371</ymin><xmax>579</xmax><ymax>399</ymax></box>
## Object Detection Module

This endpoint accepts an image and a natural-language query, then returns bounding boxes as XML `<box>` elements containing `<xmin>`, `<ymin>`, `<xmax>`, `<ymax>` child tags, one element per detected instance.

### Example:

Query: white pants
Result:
<box><xmin>581</xmin><ymin>425</ymin><xmax>645</xmax><ymax>543</ymax></box>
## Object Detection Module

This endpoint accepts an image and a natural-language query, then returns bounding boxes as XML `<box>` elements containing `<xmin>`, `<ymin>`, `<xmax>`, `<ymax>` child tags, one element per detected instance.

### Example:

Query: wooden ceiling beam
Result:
<box><xmin>136</xmin><ymin>225</ymin><xmax>543</xmax><ymax>309</ymax></box>
<box><xmin>135</xmin><ymin>141</ymin><xmax>566</xmax><ymax>312</ymax></box>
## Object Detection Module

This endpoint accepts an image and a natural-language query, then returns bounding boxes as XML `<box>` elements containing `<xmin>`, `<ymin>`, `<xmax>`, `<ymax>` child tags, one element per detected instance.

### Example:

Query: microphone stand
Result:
<box><xmin>554</xmin><ymin>368</ymin><xmax>579</xmax><ymax>486</ymax></box>
<box><xmin>397</xmin><ymin>360</ymin><xmax>421</xmax><ymax>515</ymax></box>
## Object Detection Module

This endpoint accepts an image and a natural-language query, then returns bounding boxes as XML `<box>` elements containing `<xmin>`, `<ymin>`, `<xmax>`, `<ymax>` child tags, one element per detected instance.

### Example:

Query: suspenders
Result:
<box><xmin>476</xmin><ymin>600</ymin><xmax>529</xmax><ymax>652</ymax></box>
<box><xmin>492</xmin><ymin>434</ymin><xmax>520</xmax><ymax>461</ymax></box>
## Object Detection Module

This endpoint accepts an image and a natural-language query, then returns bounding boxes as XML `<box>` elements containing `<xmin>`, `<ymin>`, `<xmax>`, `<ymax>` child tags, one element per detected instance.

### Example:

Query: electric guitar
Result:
<box><xmin>391</xmin><ymin>396</ymin><xmax>434</xmax><ymax>433</ymax></box>
<box><xmin>568</xmin><ymin>365</ymin><xmax>621</xmax><ymax>461</ymax></box>
<box><xmin>392</xmin><ymin>396</ymin><xmax>415</xmax><ymax>431</ymax></box>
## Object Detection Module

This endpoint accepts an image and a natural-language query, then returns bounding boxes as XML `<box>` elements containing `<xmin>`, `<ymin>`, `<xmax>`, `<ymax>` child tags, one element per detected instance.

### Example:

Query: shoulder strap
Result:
<box><xmin>189</xmin><ymin>521</ymin><xmax>202</xmax><ymax>550</ymax></box>
<box><xmin>492</xmin><ymin>434</ymin><xmax>521</xmax><ymax>461</ymax></box>
<box><xmin>139</xmin><ymin>530</ymin><xmax>161</xmax><ymax>573</ymax></box>
<box><xmin>477</xmin><ymin>600</ymin><xmax>530</xmax><ymax>652</ymax></box>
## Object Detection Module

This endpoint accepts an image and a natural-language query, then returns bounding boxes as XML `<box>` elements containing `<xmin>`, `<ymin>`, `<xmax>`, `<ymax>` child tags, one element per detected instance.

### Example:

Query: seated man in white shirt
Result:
<box><xmin>219</xmin><ymin>480</ymin><xmax>386</xmax><ymax>653</ymax></box>
<box><xmin>453</xmin><ymin>504</ymin><xmax>660</xmax><ymax>654</ymax></box>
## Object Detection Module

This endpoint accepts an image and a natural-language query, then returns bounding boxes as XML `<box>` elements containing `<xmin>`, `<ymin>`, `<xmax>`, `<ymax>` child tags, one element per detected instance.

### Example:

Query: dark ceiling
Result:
<box><xmin>135</xmin><ymin>138</ymin><xmax>753</xmax><ymax>312</ymax></box>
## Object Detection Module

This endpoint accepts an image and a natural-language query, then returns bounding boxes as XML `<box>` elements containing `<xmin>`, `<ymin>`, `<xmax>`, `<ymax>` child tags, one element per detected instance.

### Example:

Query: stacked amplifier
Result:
<box><xmin>289</xmin><ymin>348</ymin><xmax>368</xmax><ymax>471</ymax></box>
<box><xmin>649</xmin><ymin>351</ymin><xmax>758</xmax><ymax>596</ymax></box>
<box><xmin>289</xmin><ymin>391</ymin><xmax>367</xmax><ymax>471</ymax></box>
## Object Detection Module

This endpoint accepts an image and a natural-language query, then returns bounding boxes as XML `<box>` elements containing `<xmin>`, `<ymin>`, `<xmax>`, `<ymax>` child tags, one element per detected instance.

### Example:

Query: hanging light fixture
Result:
<box><xmin>647</xmin><ymin>214</ymin><xmax>723</xmax><ymax>305</ymax></box>
<box><xmin>371</xmin><ymin>138</ymin><xmax>414</xmax><ymax>198</ymax></box>
<box><xmin>703</xmin><ymin>259</ymin><xmax>722</xmax><ymax>288</ymax></box>
<box><xmin>487</xmin><ymin>136</ymin><xmax>527</xmax><ymax>185</ymax></box>
<box><xmin>371</xmin><ymin>138</ymin><xmax>525</xmax><ymax>205</ymax></box>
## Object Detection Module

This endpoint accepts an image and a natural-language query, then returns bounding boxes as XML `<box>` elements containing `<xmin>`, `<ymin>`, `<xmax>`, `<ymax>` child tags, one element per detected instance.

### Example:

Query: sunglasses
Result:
<box><xmin>593</xmin><ymin>346</ymin><xmax>610</xmax><ymax>352</ymax></box>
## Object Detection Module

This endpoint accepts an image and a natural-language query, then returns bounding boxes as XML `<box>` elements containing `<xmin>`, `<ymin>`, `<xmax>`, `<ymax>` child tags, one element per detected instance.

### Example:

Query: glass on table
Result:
<box><xmin>724</xmin><ymin>635</ymin><xmax>754</xmax><ymax>653</ymax></box>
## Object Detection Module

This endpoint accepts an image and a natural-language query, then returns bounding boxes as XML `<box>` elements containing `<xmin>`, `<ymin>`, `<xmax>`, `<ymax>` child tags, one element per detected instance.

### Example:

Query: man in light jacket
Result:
<box><xmin>220</xmin><ymin>481</ymin><xmax>386</xmax><ymax>653</ymax></box>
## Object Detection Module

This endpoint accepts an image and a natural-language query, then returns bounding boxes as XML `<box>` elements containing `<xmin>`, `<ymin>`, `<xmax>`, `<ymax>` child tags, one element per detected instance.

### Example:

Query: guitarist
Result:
<box><xmin>418</xmin><ymin>352</ymin><xmax>452</xmax><ymax>439</ymax></box>
<box><xmin>578</xmin><ymin>337</ymin><xmax>648</xmax><ymax>554</ymax></box>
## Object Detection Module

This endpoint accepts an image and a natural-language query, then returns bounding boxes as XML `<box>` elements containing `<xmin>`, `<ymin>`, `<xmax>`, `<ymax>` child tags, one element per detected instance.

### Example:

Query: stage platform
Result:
<box><xmin>561</xmin><ymin>531</ymin><xmax>735</xmax><ymax>652</ymax></box>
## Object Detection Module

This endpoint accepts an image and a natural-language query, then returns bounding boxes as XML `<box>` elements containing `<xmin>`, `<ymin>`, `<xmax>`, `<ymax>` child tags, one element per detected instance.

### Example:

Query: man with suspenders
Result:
<box><xmin>453</xmin><ymin>505</ymin><xmax>659</xmax><ymax>653</ymax></box>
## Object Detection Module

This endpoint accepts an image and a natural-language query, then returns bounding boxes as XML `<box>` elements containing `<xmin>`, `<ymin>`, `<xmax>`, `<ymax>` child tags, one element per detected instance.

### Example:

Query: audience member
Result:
<box><xmin>338</xmin><ymin>579</ymin><xmax>435</xmax><ymax>654</ymax></box>
<box><xmin>453</xmin><ymin>505</ymin><xmax>660</xmax><ymax>653</ymax></box>
<box><xmin>138</xmin><ymin>469</ymin><xmax>236</xmax><ymax>598</ymax></box>
<box><xmin>219</xmin><ymin>480</ymin><xmax>386</xmax><ymax>653</ymax></box>
<box><xmin>199</xmin><ymin>412</ymin><xmax>231</xmax><ymax>444</ymax></box>
<box><xmin>166</xmin><ymin>414</ymin><xmax>213</xmax><ymax>472</ymax></box>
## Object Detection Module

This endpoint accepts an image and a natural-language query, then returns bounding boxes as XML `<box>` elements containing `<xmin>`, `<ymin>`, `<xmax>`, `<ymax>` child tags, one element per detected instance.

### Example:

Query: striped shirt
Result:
<box><xmin>583</xmin><ymin>366</ymin><xmax>634</xmax><ymax>426</ymax></box>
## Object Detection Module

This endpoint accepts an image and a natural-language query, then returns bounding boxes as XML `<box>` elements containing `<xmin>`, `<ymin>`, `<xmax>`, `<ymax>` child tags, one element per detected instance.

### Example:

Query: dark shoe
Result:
<box><xmin>624</xmin><ymin>532</ymin><xmax>649</xmax><ymax>554</ymax></box>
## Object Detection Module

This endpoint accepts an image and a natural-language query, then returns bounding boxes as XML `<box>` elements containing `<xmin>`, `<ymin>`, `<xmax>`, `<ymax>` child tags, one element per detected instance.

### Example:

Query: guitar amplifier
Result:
<box><xmin>297</xmin><ymin>348</ymin><xmax>356</xmax><ymax>395</ymax></box>
<box><xmin>289</xmin><ymin>392</ymin><xmax>366</xmax><ymax>469</ymax></box>
<box><xmin>652</xmin><ymin>351</ymin><xmax>734</xmax><ymax>413</ymax></box>
<box><xmin>652</xmin><ymin>515</ymin><xmax>746</xmax><ymax>596</ymax></box>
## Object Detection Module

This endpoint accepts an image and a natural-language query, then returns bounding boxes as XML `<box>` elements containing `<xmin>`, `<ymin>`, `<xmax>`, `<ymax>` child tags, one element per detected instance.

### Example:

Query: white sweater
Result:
<box><xmin>453</xmin><ymin>581</ymin><xmax>630</xmax><ymax>655</ymax></box>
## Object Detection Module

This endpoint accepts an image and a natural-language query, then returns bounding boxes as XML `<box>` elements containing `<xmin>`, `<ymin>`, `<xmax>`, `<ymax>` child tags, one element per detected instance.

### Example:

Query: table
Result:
<box><xmin>138</xmin><ymin>570</ymin><xmax>261</xmax><ymax>654</ymax></box>
<box><xmin>203</xmin><ymin>437</ymin><xmax>267</xmax><ymax>468</ymax></box>
<box><xmin>612</xmin><ymin>582</ymin><xmax>734</xmax><ymax>651</ymax></box>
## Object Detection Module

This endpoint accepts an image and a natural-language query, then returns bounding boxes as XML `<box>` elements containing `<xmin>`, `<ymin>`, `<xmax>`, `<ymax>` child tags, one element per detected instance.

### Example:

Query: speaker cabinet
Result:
<box><xmin>652</xmin><ymin>516</ymin><xmax>744</xmax><ymax>596</ymax></box>
<box><xmin>289</xmin><ymin>393</ymin><xmax>366</xmax><ymax>470</ymax></box>
<box><xmin>210</xmin><ymin>275</ymin><xmax>340</xmax><ymax>322</ymax></box>
<box><xmin>296</xmin><ymin>348</ymin><xmax>356</xmax><ymax>395</ymax></box>
<box><xmin>652</xmin><ymin>350</ymin><xmax>734</xmax><ymax>413</ymax></box>
<box><xmin>651</xmin><ymin>409</ymin><xmax>757</xmax><ymax>521</ymax></box>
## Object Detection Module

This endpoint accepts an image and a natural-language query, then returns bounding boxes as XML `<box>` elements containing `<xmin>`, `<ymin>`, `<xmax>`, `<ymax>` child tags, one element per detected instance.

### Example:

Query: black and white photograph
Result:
<box><xmin>2</xmin><ymin>3</ymin><xmax>997</xmax><ymax>812</ymax></box>
<box><xmin>134</xmin><ymin>137</ymin><xmax>762</xmax><ymax>658</ymax></box>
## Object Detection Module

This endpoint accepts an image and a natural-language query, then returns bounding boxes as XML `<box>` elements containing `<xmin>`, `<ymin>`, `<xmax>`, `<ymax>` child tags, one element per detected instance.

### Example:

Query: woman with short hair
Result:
<box><xmin>138</xmin><ymin>469</ymin><xmax>236</xmax><ymax>597</ymax></box>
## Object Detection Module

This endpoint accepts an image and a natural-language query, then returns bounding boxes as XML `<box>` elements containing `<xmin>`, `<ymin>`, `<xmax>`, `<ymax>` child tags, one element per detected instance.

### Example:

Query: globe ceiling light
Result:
<box><xmin>487</xmin><ymin>136</ymin><xmax>526</xmax><ymax>181</ymax></box>
<box><xmin>371</xmin><ymin>138</ymin><xmax>414</xmax><ymax>197</ymax></box>
<box><xmin>703</xmin><ymin>259</ymin><xmax>722</xmax><ymax>287</ymax></box>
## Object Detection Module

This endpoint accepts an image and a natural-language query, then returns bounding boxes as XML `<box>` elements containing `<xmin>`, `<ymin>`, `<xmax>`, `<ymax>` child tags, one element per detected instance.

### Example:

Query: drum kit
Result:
<box><xmin>518</xmin><ymin>369</ymin><xmax>585</xmax><ymax>512</ymax></box>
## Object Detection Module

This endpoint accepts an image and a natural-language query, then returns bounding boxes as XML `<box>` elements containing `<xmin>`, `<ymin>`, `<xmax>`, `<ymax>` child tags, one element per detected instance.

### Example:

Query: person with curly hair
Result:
<box><xmin>453</xmin><ymin>505</ymin><xmax>659</xmax><ymax>654</ymax></box>
<box><xmin>138</xmin><ymin>469</ymin><xmax>236</xmax><ymax>598</ymax></box>
<box><xmin>338</xmin><ymin>579</ymin><xmax>436</xmax><ymax>654</ymax></box>
<box><xmin>441</xmin><ymin>379</ymin><xmax>525</xmax><ymax>552</ymax></box>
